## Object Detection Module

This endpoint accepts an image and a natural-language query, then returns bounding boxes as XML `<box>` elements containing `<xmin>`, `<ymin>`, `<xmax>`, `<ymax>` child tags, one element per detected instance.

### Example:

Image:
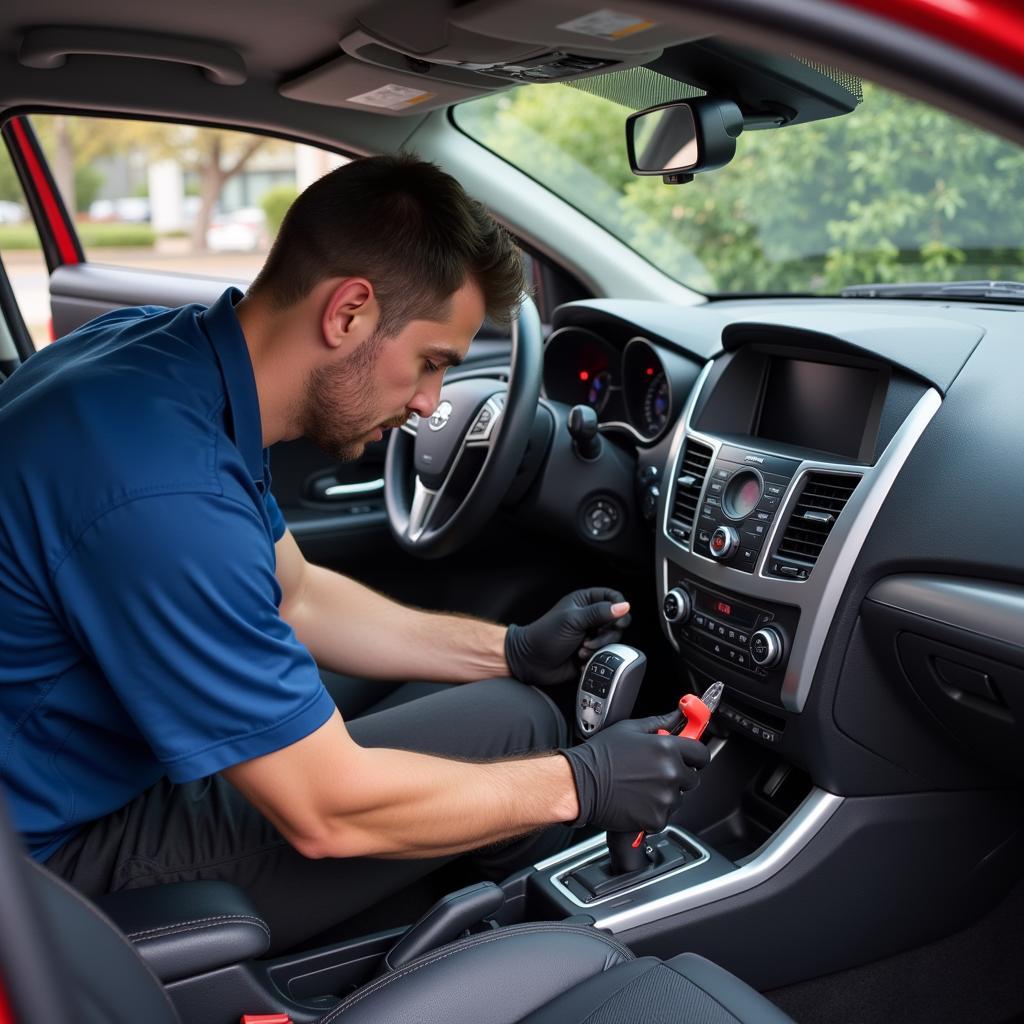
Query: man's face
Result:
<box><xmin>303</xmin><ymin>279</ymin><xmax>485</xmax><ymax>462</ymax></box>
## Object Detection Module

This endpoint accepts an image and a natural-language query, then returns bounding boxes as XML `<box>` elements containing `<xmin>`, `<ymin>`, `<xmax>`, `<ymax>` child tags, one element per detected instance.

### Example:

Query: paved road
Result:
<box><xmin>5</xmin><ymin>248</ymin><xmax>267</xmax><ymax>347</ymax></box>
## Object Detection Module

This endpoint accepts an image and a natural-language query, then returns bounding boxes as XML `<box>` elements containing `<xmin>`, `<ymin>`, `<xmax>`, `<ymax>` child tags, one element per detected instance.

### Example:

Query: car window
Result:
<box><xmin>454</xmin><ymin>78</ymin><xmax>1024</xmax><ymax>295</ymax></box>
<box><xmin>0</xmin><ymin>142</ymin><xmax>49</xmax><ymax>349</ymax></box>
<box><xmin>24</xmin><ymin>113</ymin><xmax>348</xmax><ymax>298</ymax></box>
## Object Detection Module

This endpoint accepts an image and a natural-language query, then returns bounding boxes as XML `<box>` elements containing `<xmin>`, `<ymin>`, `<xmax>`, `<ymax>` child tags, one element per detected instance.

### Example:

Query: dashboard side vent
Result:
<box><xmin>775</xmin><ymin>472</ymin><xmax>862</xmax><ymax>572</ymax></box>
<box><xmin>668</xmin><ymin>439</ymin><xmax>713</xmax><ymax>548</ymax></box>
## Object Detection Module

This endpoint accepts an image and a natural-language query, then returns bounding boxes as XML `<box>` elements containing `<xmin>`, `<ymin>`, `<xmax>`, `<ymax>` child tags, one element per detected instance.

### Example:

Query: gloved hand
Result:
<box><xmin>559</xmin><ymin>710</ymin><xmax>709</xmax><ymax>833</ymax></box>
<box><xmin>505</xmin><ymin>588</ymin><xmax>632</xmax><ymax>687</ymax></box>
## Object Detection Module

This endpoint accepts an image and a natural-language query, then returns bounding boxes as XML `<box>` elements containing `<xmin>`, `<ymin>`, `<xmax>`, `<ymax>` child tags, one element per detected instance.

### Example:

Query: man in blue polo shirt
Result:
<box><xmin>0</xmin><ymin>154</ymin><xmax>707</xmax><ymax>949</ymax></box>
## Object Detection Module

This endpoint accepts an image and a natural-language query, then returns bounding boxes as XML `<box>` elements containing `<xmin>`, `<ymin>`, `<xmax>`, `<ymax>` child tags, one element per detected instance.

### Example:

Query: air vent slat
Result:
<box><xmin>773</xmin><ymin>472</ymin><xmax>861</xmax><ymax>574</ymax></box>
<box><xmin>667</xmin><ymin>438</ymin><xmax>713</xmax><ymax>549</ymax></box>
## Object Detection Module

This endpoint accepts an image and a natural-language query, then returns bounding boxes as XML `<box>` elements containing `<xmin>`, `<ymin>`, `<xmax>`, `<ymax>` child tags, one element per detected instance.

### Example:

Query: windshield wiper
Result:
<box><xmin>840</xmin><ymin>280</ymin><xmax>1024</xmax><ymax>302</ymax></box>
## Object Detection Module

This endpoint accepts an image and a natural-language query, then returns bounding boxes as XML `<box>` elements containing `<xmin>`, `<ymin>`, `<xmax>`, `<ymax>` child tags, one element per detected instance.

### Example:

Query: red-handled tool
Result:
<box><xmin>631</xmin><ymin>681</ymin><xmax>724</xmax><ymax>848</ymax></box>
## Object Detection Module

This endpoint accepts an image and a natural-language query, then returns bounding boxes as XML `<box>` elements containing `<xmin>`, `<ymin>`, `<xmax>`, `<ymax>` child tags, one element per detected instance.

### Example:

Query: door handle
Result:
<box><xmin>309</xmin><ymin>476</ymin><xmax>384</xmax><ymax>502</ymax></box>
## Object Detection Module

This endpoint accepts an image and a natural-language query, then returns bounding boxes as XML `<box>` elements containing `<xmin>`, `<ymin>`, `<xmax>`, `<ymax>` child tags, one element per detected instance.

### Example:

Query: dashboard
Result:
<box><xmin>531</xmin><ymin>295</ymin><xmax>1024</xmax><ymax>797</ymax></box>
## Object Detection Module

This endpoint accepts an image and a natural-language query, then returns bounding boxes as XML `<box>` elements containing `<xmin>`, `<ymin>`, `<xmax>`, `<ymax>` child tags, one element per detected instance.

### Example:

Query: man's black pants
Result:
<box><xmin>45</xmin><ymin>676</ymin><xmax>571</xmax><ymax>953</ymax></box>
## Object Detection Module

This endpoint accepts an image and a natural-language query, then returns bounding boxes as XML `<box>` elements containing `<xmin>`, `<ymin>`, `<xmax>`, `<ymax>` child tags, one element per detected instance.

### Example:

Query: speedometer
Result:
<box><xmin>642</xmin><ymin>372</ymin><xmax>670</xmax><ymax>435</ymax></box>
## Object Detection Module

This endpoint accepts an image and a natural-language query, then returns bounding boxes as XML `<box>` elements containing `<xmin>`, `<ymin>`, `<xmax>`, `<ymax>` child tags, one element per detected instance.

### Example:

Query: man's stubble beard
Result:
<box><xmin>302</xmin><ymin>331</ymin><xmax>407</xmax><ymax>462</ymax></box>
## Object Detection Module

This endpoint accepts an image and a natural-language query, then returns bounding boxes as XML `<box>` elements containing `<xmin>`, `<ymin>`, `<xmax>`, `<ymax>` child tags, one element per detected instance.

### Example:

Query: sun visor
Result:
<box><xmin>279</xmin><ymin>56</ymin><xmax>488</xmax><ymax>115</ymax></box>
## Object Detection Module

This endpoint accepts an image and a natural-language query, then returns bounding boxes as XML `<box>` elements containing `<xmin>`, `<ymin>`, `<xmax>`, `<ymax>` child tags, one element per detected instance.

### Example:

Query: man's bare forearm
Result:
<box><xmin>225</xmin><ymin>713</ymin><xmax>579</xmax><ymax>860</ymax></box>
<box><xmin>281</xmin><ymin>563</ymin><xmax>508</xmax><ymax>682</ymax></box>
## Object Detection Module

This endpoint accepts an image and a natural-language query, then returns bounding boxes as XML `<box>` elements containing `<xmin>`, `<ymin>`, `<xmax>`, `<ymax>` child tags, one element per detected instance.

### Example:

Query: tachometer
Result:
<box><xmin>622</xmin><ymin>337</ymin><xmax>673</xmax><ymax>440</ymax></box>
<box><xmin>585</xmin><ymin>369</ymin><xmax>613</xmax><ymax>412</ymax></box>
<box><xmin>642</xmin><ymin>371</ymin><xmax>670</xmax><ymax>435</ymax></box>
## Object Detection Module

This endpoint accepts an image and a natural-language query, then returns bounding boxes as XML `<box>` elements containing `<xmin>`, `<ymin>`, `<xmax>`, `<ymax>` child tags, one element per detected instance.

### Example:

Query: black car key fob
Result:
<box><xmin>576</xmin><ymin>644</ymin><xmax>646</xmax><ymax>738</ymax></box>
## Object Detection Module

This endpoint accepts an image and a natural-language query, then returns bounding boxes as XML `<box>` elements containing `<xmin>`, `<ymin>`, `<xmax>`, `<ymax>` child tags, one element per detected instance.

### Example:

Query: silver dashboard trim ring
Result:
<box><xmin>658</xmin><ymin>362</ymin><xmax>941</xmax><ymax>712</ymax></box>
<box><xmin>535</xmin><ymin>788</ymin><xmax>843</xmax><ymax>933</ymax></box>
<box><xmin>549</xmin><ymin>826</ymin><xmax>711</xmax><ymax>909</ymax></box>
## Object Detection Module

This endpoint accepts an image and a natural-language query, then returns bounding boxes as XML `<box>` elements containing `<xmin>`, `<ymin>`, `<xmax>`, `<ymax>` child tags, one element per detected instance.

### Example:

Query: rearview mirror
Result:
<box><xmin>626</xmin><ymin>97</ymin><xmax>744</xmax><ymax>184</ymax></box>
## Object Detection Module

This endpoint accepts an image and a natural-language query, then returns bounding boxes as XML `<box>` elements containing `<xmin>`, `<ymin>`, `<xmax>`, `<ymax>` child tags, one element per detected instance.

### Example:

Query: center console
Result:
<box><xmin>656</xmin><ymin>339</ymin><xmax>939</xmax><ymax>725</ymax></box>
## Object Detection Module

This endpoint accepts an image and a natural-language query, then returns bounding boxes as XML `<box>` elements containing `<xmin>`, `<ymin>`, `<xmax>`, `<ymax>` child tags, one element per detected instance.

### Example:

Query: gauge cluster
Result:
<box><xmin>542</xmin><ymin>328</ymin><xmax>679</xmax><ymax>442</ymax></box>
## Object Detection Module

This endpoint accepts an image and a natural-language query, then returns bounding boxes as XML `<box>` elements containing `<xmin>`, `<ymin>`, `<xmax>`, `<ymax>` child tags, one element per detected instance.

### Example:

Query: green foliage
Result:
<box><xmin>0</xmin><ymin>224</ymin><xmax>41</xmax><ymax>249</ymax></box>
<box><xmin>0</xmin><ymin>222</ymin><xmax>156</xmax><ymax>249</ymax></box>
<box><xmin>457</xmin><ymin>82</ymin><xmax>1024</xmax><ymax>292</ymax></box>
<box><xmin>259</xmin><ymin>184</ymin><xmax>298</xmax><ymax>238</ymax></box>
<box><xmin>74</xmin><ymin>165</ymin><xmax>104</xmax><ymax>213</ymax></box>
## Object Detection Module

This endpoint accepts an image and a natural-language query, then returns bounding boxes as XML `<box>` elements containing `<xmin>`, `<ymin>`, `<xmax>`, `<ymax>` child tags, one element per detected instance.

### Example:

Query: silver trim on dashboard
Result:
<box><xmin>549</xmin><ymin>826</ymin><xmax>712</xmax><ymax>909</ymax></box>
<box><xmin>536</xmin><ymin>788</ymin><xmax>843</xmax><ymax>933</ymax></box>
<box><xmin>658</xmin><ymin>365</ymin><xmax>941</xmax><ymax>712</ymax></box>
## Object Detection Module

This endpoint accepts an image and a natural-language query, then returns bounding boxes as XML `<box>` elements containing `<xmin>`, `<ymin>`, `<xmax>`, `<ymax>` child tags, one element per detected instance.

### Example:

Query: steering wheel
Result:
<box><xmin>385</xmin><ymin>295</ymin><xmax>543</xmax><ymax>559</ymax></box>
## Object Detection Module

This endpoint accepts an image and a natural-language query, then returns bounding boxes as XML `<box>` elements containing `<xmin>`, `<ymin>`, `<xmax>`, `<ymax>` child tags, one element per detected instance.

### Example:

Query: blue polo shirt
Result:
<box><xmin>0</xmin><ymin>288</ymin><xmax>335</xmax><ymax>861</ymax></box>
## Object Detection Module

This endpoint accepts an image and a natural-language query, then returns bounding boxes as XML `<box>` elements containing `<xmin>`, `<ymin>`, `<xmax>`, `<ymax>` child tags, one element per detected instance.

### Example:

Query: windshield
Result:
<box><xmin>454</xmin><ymin>79</ymin><xmax>1024</xmax><ymax>295</ymax></box>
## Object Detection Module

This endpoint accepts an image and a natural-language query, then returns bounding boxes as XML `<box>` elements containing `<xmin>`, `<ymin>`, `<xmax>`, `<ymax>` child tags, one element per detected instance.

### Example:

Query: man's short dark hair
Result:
<box><xmin>250</xmin><ymin>153</ymin><xmax>525</xmax><ymax>333</ymax></box>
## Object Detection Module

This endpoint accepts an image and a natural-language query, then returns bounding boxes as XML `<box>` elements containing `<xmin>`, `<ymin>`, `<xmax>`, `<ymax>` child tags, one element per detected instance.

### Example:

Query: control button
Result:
<box><xmin>708</xmin><ymin>480</ymin><xmax>725</xmax><ymax>496</ymax></box>
<box><xmin>736</xmin><ymin>651</ymin><xmax>748</xmax><ymax>668</ymax></box>
<box><xmin>469</xmin><ymin>407</ymin><xmax>492</xmax><ymax>435</ymax></box>
<box><xmin>704</xmin><ymin>618</ymin><xmax>718</xmax><ymax>634</ymax></box>
<box><xmin>737</xmin><ymin>632</ymin><xmax>749</xmax><ymax>646</ymax></box>
<box><xmin>726</xmin><ymin>647</ymin><xmax>738</xmax><ymax>662</ymax></box>
<box><xmin>738</xmin><ymin>547</ymin><xmax>760</xmax><ymax>569</ymax></box>
<box><xmin>641</xmin><ymin>484</ymin><xmax>660</xmax><ymax>521</ymax></box>
<box><xmin>741</xmin><ymin>529</ymin><xmax>765</xmax><ymax>551</ymax></box>
<box><xmin>757</xmin><ymin>494</ymin><xmax>780</xmax><ymax>513</ymax></box>
<box><xmin>717</xmin><ymin>624</ymin><xmax>727</xmax><ymax>637</ymax></box>
<box><xmin>693</xmin><ymin>613</ymin><xmax>706</xmax><ymax>628</ymax></box>
<box><xmin>750</xmin><ymin>627</ymin><xmax>784</xmax><ymax>669</ymax></box>
<box><xmin>753</xmin><ymin>510</ymin><xmax>774</xmax><ymax>524</ymax></box>
<box><xmin>662</xmin><ymin>588</ymin><xmax>692</xmax><ymax>625</ymax></box>
<box><xmin>727</xmin><ymin>628</ymin><xmax>737</xmax><ymax>642</ymax></box>
<box><xmin>697</xmin><ymin>528</ymin><xmax>712</xmax><ymax>547</ymax></box>
<box><xmin>713</xmin><ymin>466</ymin><xmax>732</xmax><ymax>481</ymax></box>
<box><xmin>709</xmin><ymin>526</ymin><xmax>740</xmax><ymax>560</ymax></box>
<box><xmin>581</xmin><ymin>497</ymin><xmax>622</xmax><ymax>540</ymax></box>
<box><xmin>704</xmin><ymin>496</ymin><xmax>721</xmax><ymax>508</ymax></box>
<box><xmin>765</xmin><ymin>483</ymin><xmax>785</xmax><ymax>498</ymax></box>
<box><xmin>743</xmin><ymin>522</ymin><xmax>768</xmax><ymax>542</ymax></box>
<box><xmin>604</xmin><ymin>654</ymin><xmax>623</xmax><ymax>668</ymax></box>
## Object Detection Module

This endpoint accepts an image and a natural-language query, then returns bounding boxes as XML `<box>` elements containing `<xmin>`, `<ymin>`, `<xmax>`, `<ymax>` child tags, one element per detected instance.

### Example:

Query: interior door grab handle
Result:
<box><xmin>317</xmin><ymin>478</ymin><xmax>385</xmax><ymax>500</ymax></box>
<box><xmin>19</xmin><ymin>27</ymin><xmax>247</xmax><ymax>85</ymax></box>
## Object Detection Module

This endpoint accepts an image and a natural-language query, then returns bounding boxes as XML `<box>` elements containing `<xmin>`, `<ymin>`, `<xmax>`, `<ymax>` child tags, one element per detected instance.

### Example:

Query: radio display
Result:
<box><xmin>695</xmin><ymin>590</ymin><xmax>758</xmax><ymax>628</ymax></box>
<box><xmin>756</xmin><ymin>357</ymin><xmax>883</xmax><ymax>459</ymax></box>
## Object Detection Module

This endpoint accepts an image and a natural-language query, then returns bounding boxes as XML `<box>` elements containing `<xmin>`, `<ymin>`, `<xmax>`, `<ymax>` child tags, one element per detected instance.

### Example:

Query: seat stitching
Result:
<box><xmin>318</xmin><ymin>923</ymin><xmax>633</xmax><ymax>1023</ymax></box>
<box><xmin>125</xmin><ymin>913</ymin><xmax>270</xmax><ymax>942</ymax></box>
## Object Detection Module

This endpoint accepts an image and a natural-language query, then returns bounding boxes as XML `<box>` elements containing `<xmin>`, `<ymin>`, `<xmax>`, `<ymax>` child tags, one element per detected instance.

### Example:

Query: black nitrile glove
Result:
<box><xmin>559</xmin><ymin>710</ymin><xmax>710</xmax><ymax>833</ymax></box>
<box><xmin>505</xmin><ymin>587</ymin><xmax>632</xmax><ymax>687</ymax></box>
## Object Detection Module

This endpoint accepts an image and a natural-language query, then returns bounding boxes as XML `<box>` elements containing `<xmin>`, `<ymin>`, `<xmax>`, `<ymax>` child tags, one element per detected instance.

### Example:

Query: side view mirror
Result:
<box><xmin>625</xmin><ymin>97</ymin><xmax>744</xmax><ymax>184</ymax></box>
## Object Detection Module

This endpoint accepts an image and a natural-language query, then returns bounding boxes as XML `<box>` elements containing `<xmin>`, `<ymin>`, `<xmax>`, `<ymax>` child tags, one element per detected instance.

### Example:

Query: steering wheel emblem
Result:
<box><xmin>428</xmin><ymin>400</ymin><xmax>454</xmax><ymax>431</ymax></box>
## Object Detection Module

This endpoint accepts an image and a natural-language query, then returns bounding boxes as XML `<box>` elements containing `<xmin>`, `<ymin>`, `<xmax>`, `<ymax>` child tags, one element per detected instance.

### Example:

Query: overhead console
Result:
<box><xmin>279</xmin><ymin>0</ymin><xmax>698</xmax><ymax>113</ymax></box>
<box><xmin>656</xmin><ymin>325</ymin><xmax>942</xmax><ymax>730</ymax></box>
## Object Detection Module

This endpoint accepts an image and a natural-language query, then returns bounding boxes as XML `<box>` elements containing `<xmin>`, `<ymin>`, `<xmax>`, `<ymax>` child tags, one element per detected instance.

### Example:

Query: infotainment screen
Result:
<box><xmin>756</xmin><ymin>358</ymin><xmax>882</xmax><ymax>459</ymax></box>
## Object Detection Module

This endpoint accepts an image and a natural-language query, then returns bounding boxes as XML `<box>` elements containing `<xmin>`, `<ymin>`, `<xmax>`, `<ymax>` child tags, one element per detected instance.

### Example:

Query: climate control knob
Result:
<box><xmin>662</xmin><ymin>588</ymin><xmax>692</xmax><ymax>624</ymax></box>
<box><xmin>750</xmin><ymin>626</ymin><xmax>784</xmax><ymax>668</ymax></box>
<box><xmin>709</xmin><ymin>526</ymin><xmax>740</xmax><ymax>561</ymax></box>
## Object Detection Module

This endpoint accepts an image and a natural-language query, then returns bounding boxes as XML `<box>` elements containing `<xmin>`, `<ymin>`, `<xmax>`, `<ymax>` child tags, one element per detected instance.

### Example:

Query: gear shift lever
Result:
<box><xmin>576</xmin><ymin>645</ymin><xmax>650</xmax><ymax>874</ymax></box>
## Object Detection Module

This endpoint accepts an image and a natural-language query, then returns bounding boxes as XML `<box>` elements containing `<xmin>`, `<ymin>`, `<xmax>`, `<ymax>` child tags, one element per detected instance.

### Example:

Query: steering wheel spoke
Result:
<box><xmin>407</xmin><ymin>475</ymin><xmax>440</xmax><ymax>542</ymax></box>
<box><xmin>464</xmin><ymin>393</ymin><xmax>505</xmax><ymax>449</ymax></box>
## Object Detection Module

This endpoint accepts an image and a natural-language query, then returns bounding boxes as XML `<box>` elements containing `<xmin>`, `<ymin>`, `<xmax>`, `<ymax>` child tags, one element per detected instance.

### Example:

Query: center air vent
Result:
<box><xmin>667</xmin><ymin>438</ymin><xmax>713</xmax><ymax>549</ymax></box>
<box><xmin>771</xmin><ymin>472</ymin><xmax>861</xmax><ymax>578</ymax></box>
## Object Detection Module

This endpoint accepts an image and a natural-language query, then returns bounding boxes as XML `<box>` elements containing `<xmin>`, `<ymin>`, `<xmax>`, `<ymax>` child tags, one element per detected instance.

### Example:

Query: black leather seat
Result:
<box><xmin>0</xmin><ymin>792</ymin><xmax>792</xmax><ymax>1024</ymax></box>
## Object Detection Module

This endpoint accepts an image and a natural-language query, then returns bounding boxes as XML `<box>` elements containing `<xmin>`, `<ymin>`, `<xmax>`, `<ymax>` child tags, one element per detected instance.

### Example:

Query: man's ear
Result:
<box><xmin>321</xmin><ymin>278</ymin><xmax>378</xmax><ymax>352</ymax></box>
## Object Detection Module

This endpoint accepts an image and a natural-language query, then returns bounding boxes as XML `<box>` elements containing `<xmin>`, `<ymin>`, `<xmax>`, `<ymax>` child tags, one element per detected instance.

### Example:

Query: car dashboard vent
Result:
<box><xmin>667</xmin><ymin>438</ymin><xmax>713</xmax><ymax>549</ymax></box>
<box><xmin>772</xmin><ymin>472</ymin><xmax>862</xmax><ymax>576</ymax></box>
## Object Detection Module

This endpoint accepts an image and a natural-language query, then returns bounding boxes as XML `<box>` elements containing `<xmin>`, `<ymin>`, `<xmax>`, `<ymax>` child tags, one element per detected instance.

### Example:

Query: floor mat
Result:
<box><xmin>765</xmin><ymin>882</ymin><xmax>1024</xmax><ymax>1024</ymax></box>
